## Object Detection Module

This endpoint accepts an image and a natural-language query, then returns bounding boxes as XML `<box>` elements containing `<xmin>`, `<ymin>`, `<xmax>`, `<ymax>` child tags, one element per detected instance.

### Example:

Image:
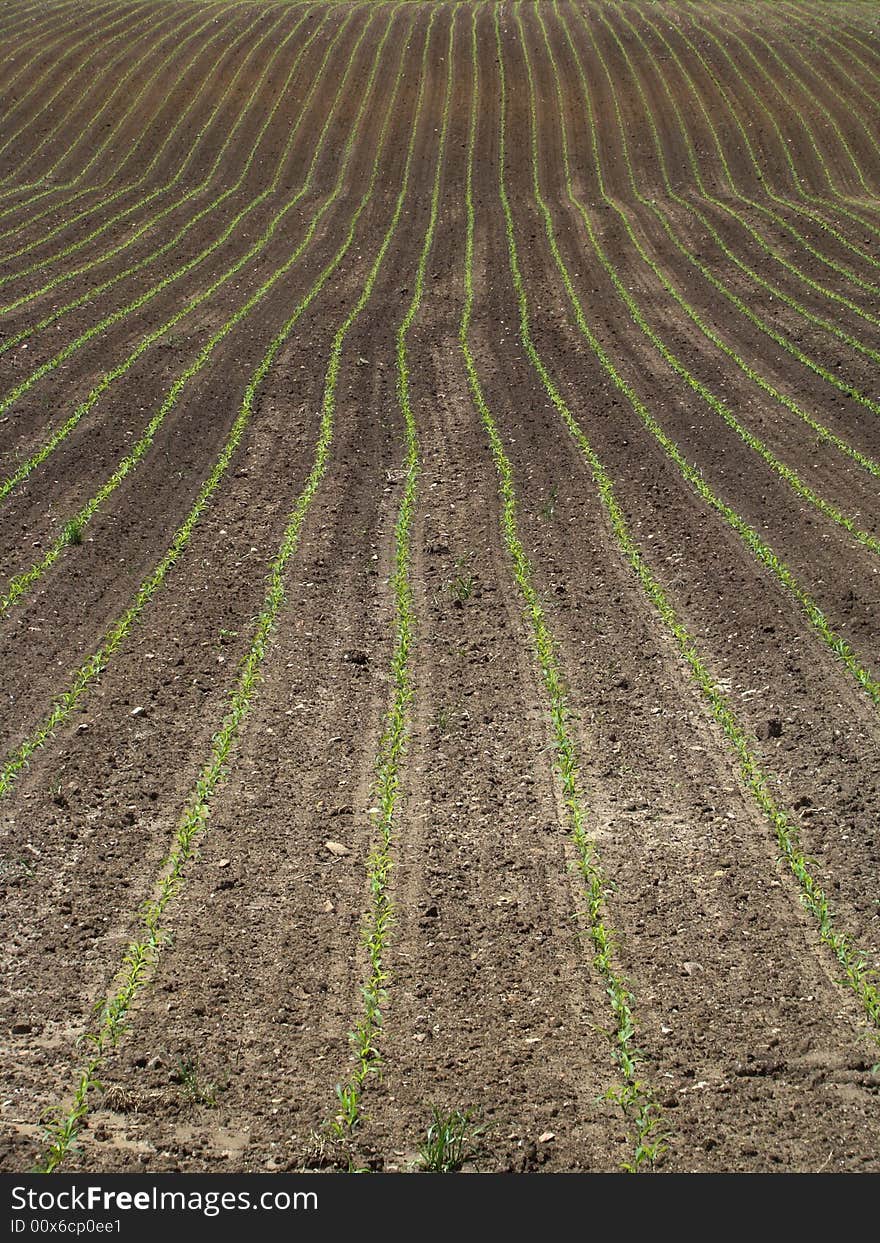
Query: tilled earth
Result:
<box><xmin>1</xmin><ymin>0</ymin><xmax>878</xmax><ymax>1174</ymax></box>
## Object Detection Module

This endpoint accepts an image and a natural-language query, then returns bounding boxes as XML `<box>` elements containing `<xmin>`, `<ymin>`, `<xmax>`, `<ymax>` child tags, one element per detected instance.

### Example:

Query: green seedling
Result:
<box><xmin>0</xmin><ymin>856</ymin><xmax>35</xmax><ymax>882</ymax></box>
<box><xmin>177</xmin><ymin>1058</ymin><xmax>218</xmax><ymax>1108</ymax></box>
<box><xmin>436</xmin><ymin>704</ymin><xmax>454</xmax><ymax>734</ymax></box>
<box><xmin>418</xmin><ymin>1107</ymin><xmax>485</xmax><ymax>1173</ymax></box>
<box><xmin>449</xmin><ymin>573</ymin><xmax>474</xmax><ymax>604</ymax></box>
<box><xmin>333</xmin><ymin>1083</ymin><xmax>360</xmax><ymax>1134</ymax></box>
<box><xmin>446</xmin><ymin>554</ymin><xmax>476</xmax><ymax>605</ymax></box>
<box><xmin>62</xmin><ymin>518</ymin><xmax>83</xmax><ymax>547</ymax></box>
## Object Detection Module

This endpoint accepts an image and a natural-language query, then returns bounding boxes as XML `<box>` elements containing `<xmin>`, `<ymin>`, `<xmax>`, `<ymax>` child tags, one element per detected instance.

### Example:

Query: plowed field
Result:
<box><xmin>1</xmin><ymin>0</ymin><xmax>878</xmax><ymax>1174</ymax></box>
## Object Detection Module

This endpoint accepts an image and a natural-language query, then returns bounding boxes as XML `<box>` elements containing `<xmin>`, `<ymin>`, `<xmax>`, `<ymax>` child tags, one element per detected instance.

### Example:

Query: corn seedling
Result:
<box><xmin>448</xmin><ymin>573</ymin><xmax>475</xmax><ymax>604</ymax></box>
<box><xmin>62</xmin><ymin>518</ymin><xmax>83</xmax><ymax>547</ymax></box>
<box><xmin>541</xmin><ymin>484</ymin><xmax>559</xmax><ymax>521</ymax></box>
<box><xmin>177</xmin><ymin>1057</ymin><xmax>218</xmax><ymax>1108</ymax></box>
<box><xmin>418</xmin><ymin>1107</ymin><xmax>485</xmax><ymax>1172</ymax></box>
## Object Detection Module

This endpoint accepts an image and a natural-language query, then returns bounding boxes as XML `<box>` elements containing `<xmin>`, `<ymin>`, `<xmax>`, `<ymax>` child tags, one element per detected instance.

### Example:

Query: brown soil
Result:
<box><xmin>1</xmin><ymin>0</ymin><xmax>878</xmax><ymax>1175</ymax></box>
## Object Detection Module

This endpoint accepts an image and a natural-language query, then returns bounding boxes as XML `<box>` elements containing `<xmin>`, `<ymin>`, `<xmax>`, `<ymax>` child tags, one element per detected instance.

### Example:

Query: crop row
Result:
<box><xmin>3</xmin><ymin>1</ymin><xmax>876</xmax><ymax>1175</ymax></box>
<box><xmin>585</xmin><ymin>3</ymin><xmax>880</xmax><ymax>434</ymax></box>
<box><xmin>609</xmin><ymin>1</ymin><xmax>880</xmax><ymax>315</ymax></box>
<box><xmin>0</xmin><ymin>3</ymin><xmax>409</xmax><ymax>762</ymax></box>
<box><xmin>333</xmin><ymin>0</ymin><xmax>451</xmax><ymax>1136</ymax></box>
<box><xmin>0</xmin><ymin>0</ymin><xmax>117</xmax><ymax>116</ymax></box>
<box><xmin>531</xmin><ymin>4</ymin><xmax>880</xmax><ymax>703</ymax></box>
<box><xmin>782</xmin><ymin>4</ymin><xmax>880</xmax><ymax>111</ymax></box>
<box><xmin>0</xmin><ymin>3</ymin><xmax>321</xmax><ymax>269</ymax></box>
<box><xmin>531</xmin><ymin>5</ymin><xmax>880</xmax><ymax>572</ymax></box>
<box><xmin>26</xmin><ymin>1</ymin><xmax>663</xmax><ymax>1174</ymax></box>
<box><xmin>784</xmin><ymin>0</ymin><xmax>880</xmax><ymax>87</ymax></box>
<box><xmin>0</xmin><ymin>0</ymin><xmax>191</xmax><ymax>204</ymax></box>
<box><xmin>0</xmin><ymin>1</ymin><xmax>295</xmax><ymax>212</ymax></box>
<box><xmin>701</xmin><ymin>0</ymin><xmax>880</xmax><ymax>206</ymax></box>
<box><xmin>464</xmin><ymin>3</ymin><xmax>665</xmax><ymax>1169</ymax></box>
